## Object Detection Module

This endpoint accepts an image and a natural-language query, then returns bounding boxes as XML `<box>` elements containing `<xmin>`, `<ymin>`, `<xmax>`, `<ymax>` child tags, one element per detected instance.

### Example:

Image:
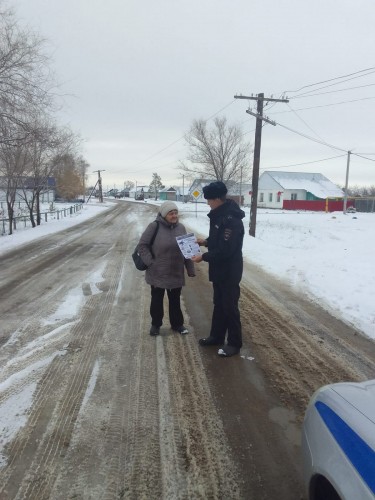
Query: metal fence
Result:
<box><xmin>354</xmin><ymin>197</ymin><xmax>375</xmax><ymax>213</ymax></box>
<box><xmin>1</xmin><ymin>203</ymin><xmax>84</xmax><ymax>235</ymax></box>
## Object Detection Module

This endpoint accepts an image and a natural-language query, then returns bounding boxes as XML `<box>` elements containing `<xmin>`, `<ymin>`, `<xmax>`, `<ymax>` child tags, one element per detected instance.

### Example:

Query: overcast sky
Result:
<box><xmin>13</xmin><ymin>0</ymin><xmax>375</xmax><ymax>190</ymax></box>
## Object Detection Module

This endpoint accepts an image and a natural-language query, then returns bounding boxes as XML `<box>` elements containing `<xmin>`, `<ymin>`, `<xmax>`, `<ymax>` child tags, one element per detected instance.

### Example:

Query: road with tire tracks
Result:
<box><xmin>0</xmin><ymin>201</ymin><xmax>373</xmax><ymax>499</ymax></box>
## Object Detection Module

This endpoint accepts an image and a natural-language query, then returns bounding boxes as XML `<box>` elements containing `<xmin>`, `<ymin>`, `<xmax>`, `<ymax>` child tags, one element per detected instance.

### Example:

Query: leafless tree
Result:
<box><xmin>0</xmin><ymin>4</ymin><xmax>88</xmax><ymax>232</ymax></box>
<box><xmin>344</xmin><ymin>185</ymin><xmax>375</xmax><ymax>197</ymax></box>
<box><xmin>20</xmin><ymin>119</ymin><xmax>80</xmax><ymax>226</ymax></box>
<box><xmin>180</xmin><ymin>117</ymin><xmax>251</xmax><ymax>183</ymax></box>
<box><xmin>0</xmin><ymin>120</ymin><xmax>30</xmax><ymax>234</ymax></box>
<box><xmin>0</xmin><ymin>2</ymin><xmax>55</xmax><ymax>144</ymax></box>
<box><xmin>124</xmin><ymin>180</ymin><xmax>135</xmax><ymax>190</ymax></box>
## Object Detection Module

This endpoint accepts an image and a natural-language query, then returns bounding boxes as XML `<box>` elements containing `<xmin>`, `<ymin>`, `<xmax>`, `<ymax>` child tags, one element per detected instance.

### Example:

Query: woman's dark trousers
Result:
<box><xmin>209</xmin><ymin>282</ymin><xmax>242</xmax><ymax>348</ymax></box>
<box><xmin>150</xmin><ymin>286</ymin><xmax>184</xmax><ymax>329</ymax></box>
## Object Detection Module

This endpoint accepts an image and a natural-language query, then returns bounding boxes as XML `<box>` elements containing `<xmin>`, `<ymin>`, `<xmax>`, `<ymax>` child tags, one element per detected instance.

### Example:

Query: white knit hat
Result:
<box><xmin>160</xmin><ymin>201</ymin><xmax>178</xmax><ymax>218</ymax></box>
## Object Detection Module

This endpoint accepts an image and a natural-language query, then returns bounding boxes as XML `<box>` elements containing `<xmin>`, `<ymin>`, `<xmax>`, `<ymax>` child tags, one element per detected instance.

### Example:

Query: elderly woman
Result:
<box><xmin>137</xmin><ymin>201</ymin><xmax>195</xmax><ymax>336</ymax></box>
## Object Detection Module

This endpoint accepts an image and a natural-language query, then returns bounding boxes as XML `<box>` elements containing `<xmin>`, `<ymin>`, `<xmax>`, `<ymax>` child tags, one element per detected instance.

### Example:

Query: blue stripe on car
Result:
<box><xmin>315</xmin><ymin>401</ymin><xmax>375</xmax><ymax>495</ymax></box>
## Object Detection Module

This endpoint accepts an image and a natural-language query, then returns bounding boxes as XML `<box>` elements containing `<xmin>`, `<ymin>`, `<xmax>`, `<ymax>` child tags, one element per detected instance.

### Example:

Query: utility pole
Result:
<box><xmin>93</xmin><ymin>170</ymin><xmax>105</xmax><ymax>202</ymax></box>
<box><xmin>343</xmin><ymin>151</ymin><xmax>351</xmax><ymax>214</ymax></box>
<box><xmin>234</xmin><ymin>93</ymin><xmax>289</xmax><ymax>236</ymax></box>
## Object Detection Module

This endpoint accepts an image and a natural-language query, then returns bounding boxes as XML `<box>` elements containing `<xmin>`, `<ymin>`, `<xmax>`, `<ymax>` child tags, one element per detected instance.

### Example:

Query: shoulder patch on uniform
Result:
<box><xmin>224</xmin><ymin>228</ymin><xmax>232</xmax><ymax>240</ymax></box>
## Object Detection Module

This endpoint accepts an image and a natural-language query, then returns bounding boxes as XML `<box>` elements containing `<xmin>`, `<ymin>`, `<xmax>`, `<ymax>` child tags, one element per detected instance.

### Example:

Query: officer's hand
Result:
<box><xmin>196</xmin><ymin>238</ymin><xmax>207</xmax><ymax>246</ymax></box>
<box><xmin>191</xmin><ymin>255</ymin><xmax>203</xmax><ymax>263</ymax></box>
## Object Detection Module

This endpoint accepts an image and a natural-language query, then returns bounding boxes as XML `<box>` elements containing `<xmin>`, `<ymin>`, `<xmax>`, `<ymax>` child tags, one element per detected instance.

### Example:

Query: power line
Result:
<box><xmin>290</xmin><ymin>82</ymin><xmax>375</xmax><ymax>99</ymax></box>
<box><xmin>286</xmin><ymin>103</ymin><xmax>327</xmax><ymax>143</ymax></box>
<box><xmin>131</xmin><ymin>99</ymin><xmax>236</xmax><ymax>170</ymax></box>
<box><xmin>351</xmin><ymin>153</ymin><xmax>375</xmax><ymax>163</ymax></box>
<box><xmin>290</xmin><ymin>71</ymin><xmax>375</xmax><ymax>99</ymax></box>
<box><xmin>272</xmin><ymin>119</ymin><xmax>348</xmax><ymax>152</ymax></box>
<box><xmin>285</xmin><ymin>66</ymin><xmax>375</xmax><ymax>94</ymax></box>
<box><xmin>269</xmin><ymin>95</ymin><xmax>375</xmax><ymax>114</ymax></box>
<box><xmin>259</xmin><ymin>154</ymin><xmax>347</xmax><ymax>171</ymax></box>
<box><xmin>263</xmin><ymin>116</ymin><xmax>375</xmax><ymax>164</ymax></box>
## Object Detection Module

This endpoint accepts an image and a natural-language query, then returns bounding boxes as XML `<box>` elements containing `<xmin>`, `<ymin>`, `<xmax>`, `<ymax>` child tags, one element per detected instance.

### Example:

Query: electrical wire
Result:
<box><xmin>130</xmin><ymin>99</ymin><xmax>236</xmax><ymax>169</ymax></box>
<box><xmin>351</xmin><ymin>153</ymin><xmax>375</xmax><ymax>163</ymax></box>
<box><xmin>290</xmin><ymin>82</ymin><xmax>375</xmax><ymax>99</ymax></box>
<box><xmin>269</xmin><ymin>95</ymin><xmax>375</xmax><ymax>114</ymax></box>
<box><xmin>290</xmin><ymin>71</ymin><xmax>375</xmax><ymax>99</ymax></box>
<box><xmin>272</xmin><ymin>120</ymin><xmax>348</xmax><ymax>152</ymax></box>
<box><xmin>259</xmin><ymin>154</ymin><xmax>347</xmax><ymax>171</ymax></box>
<box><xmin>286</xmin><ymin>103</ymin><xmax>327</xmax><ymax>143</ymax></box>
<box><xmin>285</xmin><ymin>66</ymin><xmax>375</xmax><ymax>94</ymax></box>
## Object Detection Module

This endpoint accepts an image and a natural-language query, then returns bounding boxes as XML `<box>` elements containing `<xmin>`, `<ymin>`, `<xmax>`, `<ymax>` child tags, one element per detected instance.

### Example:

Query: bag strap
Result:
<box><xmin>149</xmin><ymin>221</ymin><xmax>159</xmax><ymax>246</ymax></box>
<box><xmin>149</xmin><ymin>221</ymin><xmax>159</xmax><ymax>257</ymax></box>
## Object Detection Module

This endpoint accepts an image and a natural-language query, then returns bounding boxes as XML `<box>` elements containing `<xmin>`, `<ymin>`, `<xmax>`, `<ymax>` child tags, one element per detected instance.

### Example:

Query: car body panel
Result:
<box><xmin>302</xmin><ymin>379</ymin><xmax>375</xmax><ymax>500</ymax></box>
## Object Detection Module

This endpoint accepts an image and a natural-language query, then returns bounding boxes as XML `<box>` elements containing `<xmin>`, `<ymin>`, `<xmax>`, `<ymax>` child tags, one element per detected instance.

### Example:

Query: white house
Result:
<box><xmin>227</xmin><ymin>182</ymin><xmax>252</xmax><ymax>207</ymax></box>
<box><xmin>257</xmin><ymin>171</ymin><xmax>344</xmax><ymax>209</ymax></box>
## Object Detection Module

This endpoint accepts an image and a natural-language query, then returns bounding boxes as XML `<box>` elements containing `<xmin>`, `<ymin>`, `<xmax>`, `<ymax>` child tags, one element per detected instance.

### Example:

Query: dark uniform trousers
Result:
<box><xmin>150</xmin><ymin>286</ymin><xmax>183</xmax><ymax>329</ymax></box>
<box><xmin>210</xmin><ymin>282</ymin><xmax>242</xmax><ymax>348</ymax></box>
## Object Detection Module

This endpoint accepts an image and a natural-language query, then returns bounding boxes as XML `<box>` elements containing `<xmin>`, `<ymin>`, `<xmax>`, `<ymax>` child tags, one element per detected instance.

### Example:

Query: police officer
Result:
<box><xmin>191</xmin><ymin>181</ymin><xmax>245</xmax><ymax>357</ymax></box>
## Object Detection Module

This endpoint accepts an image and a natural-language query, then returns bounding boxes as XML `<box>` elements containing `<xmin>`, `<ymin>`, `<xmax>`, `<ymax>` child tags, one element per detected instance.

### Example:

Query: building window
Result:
<box><xmin>277</xmin><ymin>193</ymin><xmax>281</xmax><ymax>202</ymax></box>
<box><xmin>259</xmin><ymin>193</ymin><xmax>264</xmax><ymax>202</ymax></box>
<box><xmin>291</xmin><ymin>193</ymin><xmax>298</xmax><ymax>200</ymax></box>
<box><xmin>269</xmin><ymin>193</ymin><xmax>273</xmax><ymax>202</ymax></box>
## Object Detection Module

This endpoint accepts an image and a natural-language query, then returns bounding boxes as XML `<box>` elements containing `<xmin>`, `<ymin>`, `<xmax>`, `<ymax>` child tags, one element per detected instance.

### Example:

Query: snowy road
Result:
<box><xmin>0</xmin><ymin>201</ymin><xmax>374</xmax><ymax>499</ymax></box>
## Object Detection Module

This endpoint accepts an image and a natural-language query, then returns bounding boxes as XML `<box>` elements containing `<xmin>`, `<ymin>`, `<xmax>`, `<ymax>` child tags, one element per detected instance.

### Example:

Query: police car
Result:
<box><xmin>302</xmin><ymin>379</ymin><xmax>375</xmax><ymax>500</ymax></box>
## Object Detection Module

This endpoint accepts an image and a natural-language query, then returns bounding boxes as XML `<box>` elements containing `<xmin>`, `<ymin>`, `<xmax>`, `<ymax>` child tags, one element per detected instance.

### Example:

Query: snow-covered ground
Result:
<box><xmin>1</xmin><ymin>198</ymin><xmax>374</xmax><ymax>340</ymax></box>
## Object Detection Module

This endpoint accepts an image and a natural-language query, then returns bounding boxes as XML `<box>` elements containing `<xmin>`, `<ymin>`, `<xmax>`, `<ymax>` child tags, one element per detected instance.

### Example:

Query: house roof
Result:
<box><xmin>264</xmin><ymin>171</ymin><xmax>343</xmax><ymax>198</ymax></box>
<box><xmin>171</xmin><ymin>186</ymin><xmax>190</xmax><ymax>195</ymax></box>
<box><xmin>0</xmin><ymin>176</ymin><xmax>56</xmax><ymax>189</ymax></box>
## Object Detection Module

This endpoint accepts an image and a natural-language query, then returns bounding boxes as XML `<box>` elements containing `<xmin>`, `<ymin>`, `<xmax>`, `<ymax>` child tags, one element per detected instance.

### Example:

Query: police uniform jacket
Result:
<box><xmin>202</xmin><ymin>199</ymin><xmax>245</xmax><ymax>284</ymax></box>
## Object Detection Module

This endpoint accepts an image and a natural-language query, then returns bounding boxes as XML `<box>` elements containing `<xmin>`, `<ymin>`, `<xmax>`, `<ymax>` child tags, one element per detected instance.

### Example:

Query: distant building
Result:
<box><xmin>129</xmin><ymin>186</ymin><xmax>152</xmax><ymax>200</ymax></box>
<box><xmin>0</xmin><ymin>176</ymin><xmax>56</xmax><ymax>204</ymax></box>
<box><xmin>226</xmin><ymin>182</ymin><xmax>252</xmax><ymax>207</ymax></box>
<box><xmin>159</xmin><ymin>186</ymin><xmax>177</xmax><ymax>201</ymax></box>
<box><xmin>158</xmin><ymin>186</ymin><xmax>190</xmax><ymax>202</ymax></box>
<box><xmin>258</xmin><ymin>171</ymin><xmax>354</xmax><ymax>211</ymax></box>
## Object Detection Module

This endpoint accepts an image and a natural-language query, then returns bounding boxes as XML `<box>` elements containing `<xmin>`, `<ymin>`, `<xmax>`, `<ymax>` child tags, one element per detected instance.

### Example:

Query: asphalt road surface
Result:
<box><xmin>0</xmin><ymin>201</ymin><xmax>374</xmax><ymax>500</ymax></box>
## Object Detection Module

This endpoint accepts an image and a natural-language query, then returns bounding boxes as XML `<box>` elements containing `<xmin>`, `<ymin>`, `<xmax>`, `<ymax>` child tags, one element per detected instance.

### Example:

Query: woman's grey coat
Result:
<box><xmin>137</xmin><ymin>214</ymin><xmax>195</xmax><ymax>289</ymax></box>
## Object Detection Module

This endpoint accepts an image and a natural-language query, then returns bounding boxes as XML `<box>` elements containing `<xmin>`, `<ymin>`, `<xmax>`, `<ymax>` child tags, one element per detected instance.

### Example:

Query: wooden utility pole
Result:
<box><xmin>343</xmin><ymin>151</ymin><xmax>351</xmax><ymax>214</ymax></box>
<box><xmin>93</xmin><ymin>170</ymin><xmax>105</xmax><ymax>202</ymax></box>
<box><xmin>234</xmin><ymin>93</ymin><xmax>289</xmax><ymax>236</ymax></box>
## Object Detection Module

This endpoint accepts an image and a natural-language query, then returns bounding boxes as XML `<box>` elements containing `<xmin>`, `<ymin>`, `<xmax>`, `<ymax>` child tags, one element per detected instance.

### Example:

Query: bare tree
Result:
<box><xmin>181</xmin><ymin>117</ymin><xmax>251</xmax><ymax>183</ymax></box>
<box><xmin>343</xmin><ymin>185</ymin><xmax>375</xmax><ymax>197</ymax></box>
<box><xmin>124</xmin><ymin>180</ymin><xmax>135</xmax><ymax>190</ymax></box>
<box><xmin>0</xmin><ymin>2</ymin><xmax>56</xmax><ymax>144</ymax></box>
<box><xmin>20</xmin><ymin>120</ymin><xmax>79</xmax><ymax>225</ymax></box>
<box><xmin>0</xmin><ymin>118</ymin><xmax>31</xmax><ymax>234</ymax></box>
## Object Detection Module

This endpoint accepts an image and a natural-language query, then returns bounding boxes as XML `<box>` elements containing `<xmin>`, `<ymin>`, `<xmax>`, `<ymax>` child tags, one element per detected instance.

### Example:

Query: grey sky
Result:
<box><xmin>14</xmin><ymin>0</ymin><xmax>375</xmax><ymax>189</ymax></box>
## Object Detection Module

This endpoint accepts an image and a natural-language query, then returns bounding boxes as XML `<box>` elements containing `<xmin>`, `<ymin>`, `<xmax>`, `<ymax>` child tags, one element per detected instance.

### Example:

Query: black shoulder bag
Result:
<box><xmin>132</xmin><ymin>221</ymin><xmax>160</xmax><ymax>271</ymax></box>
